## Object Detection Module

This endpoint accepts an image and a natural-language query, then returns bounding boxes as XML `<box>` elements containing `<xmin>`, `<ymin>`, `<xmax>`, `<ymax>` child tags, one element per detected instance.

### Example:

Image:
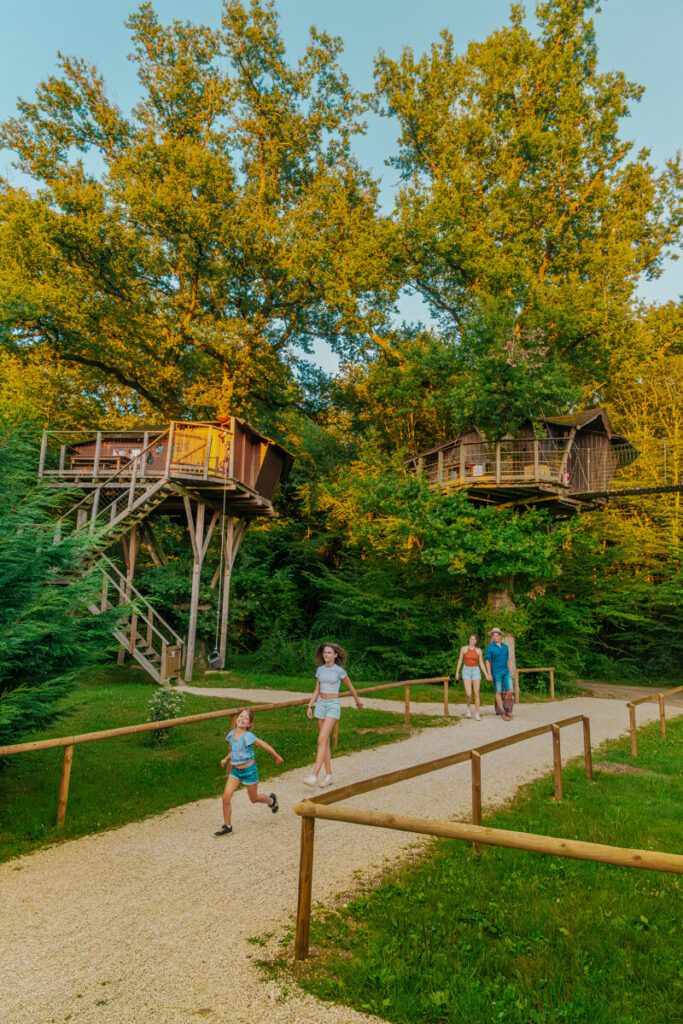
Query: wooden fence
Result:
<box><xmin>514</xmin><ymin>666</ymin><xmax>555</xmax><ymax>701</ymax></box>
<box><xmin>0</xmin><ymin>676</ymin><xmax>449</xmax><ymax>828</ymax></box>
<box><xmin>293</xmin><ymin>714</ymin><xmax>594</xmax><ymax>958</ymax></box>
<box><xmin>627</xmin><ymin>684</ymin><xmax>683</xmax><ymax>756</ymax></box>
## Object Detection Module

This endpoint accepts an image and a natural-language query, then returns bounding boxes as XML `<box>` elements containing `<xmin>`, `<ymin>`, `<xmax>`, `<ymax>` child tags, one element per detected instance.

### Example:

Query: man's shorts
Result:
<box><xmin>492</xmin><ymin>671</ymin><xmax>514</xmax><ymax>694</ymax></box>
<box><xmin>315</xmin><ymin>697</ymin><xmax>342</xmax><ymax>720</ymax></box>
<box><xmin>229</xmin><ymin>760</ymin><xmax>259</xmax><ymax>785</ymax></box>
<box><xmin>462</xmin><ymin>666</ymin><xmax>481</xmax><ymax>682</ymax></box>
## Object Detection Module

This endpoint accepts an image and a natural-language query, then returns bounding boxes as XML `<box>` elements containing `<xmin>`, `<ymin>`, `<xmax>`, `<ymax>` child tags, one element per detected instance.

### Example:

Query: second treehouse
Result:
<box><xmin>39</xmin><ymin>418</ymin><xmax>293</xmax><ymax>683</ymax></box>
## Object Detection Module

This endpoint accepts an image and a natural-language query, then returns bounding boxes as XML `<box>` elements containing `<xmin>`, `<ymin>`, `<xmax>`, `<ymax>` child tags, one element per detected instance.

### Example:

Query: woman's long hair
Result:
<box><xmin>315</xmin><ymin>642</ymin><xmax>346</xmax><ymax>667</ymax></box>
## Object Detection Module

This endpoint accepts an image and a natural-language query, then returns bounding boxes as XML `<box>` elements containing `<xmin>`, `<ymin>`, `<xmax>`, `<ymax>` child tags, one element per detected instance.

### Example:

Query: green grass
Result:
<box><xmin>295</xmin><ymin>717</ymin><xmax>683</xmax><ymax>1024</ymax></box>
<box><xmin>0</xmin><ymin>665</ymin><xmax>447</xmax><ymax>864</ymax></box>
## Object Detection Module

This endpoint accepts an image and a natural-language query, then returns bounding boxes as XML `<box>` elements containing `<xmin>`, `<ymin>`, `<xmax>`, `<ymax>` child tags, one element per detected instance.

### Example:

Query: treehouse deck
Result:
<box><xmin>408</xmin><ymin>410</ymin><xmax>654</xmax><ymax>512</ymax></box>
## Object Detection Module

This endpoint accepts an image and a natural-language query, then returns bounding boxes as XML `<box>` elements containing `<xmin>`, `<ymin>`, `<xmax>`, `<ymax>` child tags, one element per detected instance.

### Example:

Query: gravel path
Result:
<box><xmin>0</xmin><ymin>696</ymin><xmax>674</xmax><ymax>1024</ymax></box>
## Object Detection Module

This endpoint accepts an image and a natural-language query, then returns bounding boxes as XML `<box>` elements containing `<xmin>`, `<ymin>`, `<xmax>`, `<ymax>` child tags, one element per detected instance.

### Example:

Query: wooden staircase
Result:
<box><xmin>56</xmin><ymin>442</ymin><xmax>185</xmax><ymax>683</ymax></box>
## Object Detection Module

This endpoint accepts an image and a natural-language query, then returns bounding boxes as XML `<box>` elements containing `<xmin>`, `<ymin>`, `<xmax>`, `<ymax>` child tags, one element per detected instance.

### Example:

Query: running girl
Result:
<box><xmin>455</xmin><ymin>634</ymin><xmax>486</xmax><ymax>720</ymax></box>
<box><xmin>303</xmin><ymin>642</ymin><xmax>363</xmax><ymax>788</ymax></box>
<box><xmin>215</xmin><ymin>708</ymin><xmax>283</xmax><ymax>836</ymax></box>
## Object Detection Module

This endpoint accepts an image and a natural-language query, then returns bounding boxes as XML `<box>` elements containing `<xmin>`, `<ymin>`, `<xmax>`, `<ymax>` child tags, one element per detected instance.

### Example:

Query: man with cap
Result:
<box><xmin>485</xmin><ymin>628</ymin><xmax>514</xmax><ymax>720</ymax></box>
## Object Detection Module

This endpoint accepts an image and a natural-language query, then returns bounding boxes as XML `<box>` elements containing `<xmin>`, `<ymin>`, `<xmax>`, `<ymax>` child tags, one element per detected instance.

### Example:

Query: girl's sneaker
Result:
<box><xmin>214</xmin><ymin>824</ymin><xmax>233</xmax><ymax>837</ymax></box>
<box><xmin>319</xmin><ymin>774</ymin><xmax>334</xmax><ymax>788</ymax></box>
<box><xmin>465</xmin><ymin>707</ymin><xmax>472</xmax><ymax>718</ymax></box>
<box><xmin>303</xmin><ymin>774</ymin><xmax>318</xmax><ymax>787</ymax></box>
<box><xmin>269</xmin><ymin>793</ymin><xmax>279</xmax><ymax>813</ymax></box>
<box><xmin>475</xmin><ymin>713</ymin><xmax>481</xmax><ymax>721</ymax></box>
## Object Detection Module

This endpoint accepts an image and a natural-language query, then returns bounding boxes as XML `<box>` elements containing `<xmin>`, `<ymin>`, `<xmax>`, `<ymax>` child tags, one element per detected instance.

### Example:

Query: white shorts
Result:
<box><xmin>315</xmin><ymin>697</ymin><xmax>341</xmax><ymax>720</ymax></box>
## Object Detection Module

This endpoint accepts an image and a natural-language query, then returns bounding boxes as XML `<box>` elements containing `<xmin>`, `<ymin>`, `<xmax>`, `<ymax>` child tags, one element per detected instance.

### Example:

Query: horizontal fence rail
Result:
<box><xmin>0</xmin><ymin>677</ymin><xmax>449</xmax><ymax>828</ymax></box>
<box><xmin>627</xmin><ymin>684</ymin><xmax>683</xmax><ymax>756</ymax></box>
<box><xmin>514</xmin><ymin>667</ymin><xmax>555</xmax><ymax>702</ymax></box>
<box><xmin>293</xmin><ymin>714</ymin><xmax>594</xmax><ymax>956</ymax></box>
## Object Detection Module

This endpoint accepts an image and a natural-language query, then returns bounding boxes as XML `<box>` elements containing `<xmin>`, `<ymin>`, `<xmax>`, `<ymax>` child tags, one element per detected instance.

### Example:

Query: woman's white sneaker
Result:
<box><xmin>319</xmin><ymin>774</ymin><xmax>334</xmax><ymax>788</ymax></box>
<box><xmin>303</xmin><ymin>774</ymin><xmax>318</xmax><ymax>787</ymax></box>
<box><xmin>465</xmin><ymin>707</ymin><xmax>472</xmax><ymax>718</ymax></box>
<box><xmin>475</xmin><ymin>713</ymin><xmax>481</xmax><ymax>721</ymax></box>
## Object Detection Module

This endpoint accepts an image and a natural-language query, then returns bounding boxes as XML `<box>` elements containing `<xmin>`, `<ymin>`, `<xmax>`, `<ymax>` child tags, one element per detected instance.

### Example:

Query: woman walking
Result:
<box><xmin>304</xmin><ymin>642</ymin><xmax>363</xmax><ymax>788</ymax></box>
<box><xmin>455</xmin><ymin>634</ymin><xmax>486</xmax><ymax>720</ymax></box>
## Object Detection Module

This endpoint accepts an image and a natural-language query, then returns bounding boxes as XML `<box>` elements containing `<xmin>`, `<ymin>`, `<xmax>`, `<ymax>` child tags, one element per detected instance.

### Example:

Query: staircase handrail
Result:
<box><xmin>99</xmin><ymin>556</ymin><xmax>184</xmax><ymax>650</ymax></box>
<box><xmin>55</xmin><ymin>428</ymin><xmax>171</xmax><ymax>528</ymax></box>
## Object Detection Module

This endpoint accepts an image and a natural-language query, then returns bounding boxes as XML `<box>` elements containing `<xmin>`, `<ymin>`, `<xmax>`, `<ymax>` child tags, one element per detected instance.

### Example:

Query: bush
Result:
<box><xmin>147</xmin><ymin>686</ymin><xmax>185</xmax><ymax>746</ymax></box>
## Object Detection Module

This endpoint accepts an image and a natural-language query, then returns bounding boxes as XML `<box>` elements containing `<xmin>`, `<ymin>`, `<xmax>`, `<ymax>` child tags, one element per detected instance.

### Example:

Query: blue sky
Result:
<box><xmin>1</xmin><ymin>0</ymin><xmax>681</xmax><ymax>369</ymax></box>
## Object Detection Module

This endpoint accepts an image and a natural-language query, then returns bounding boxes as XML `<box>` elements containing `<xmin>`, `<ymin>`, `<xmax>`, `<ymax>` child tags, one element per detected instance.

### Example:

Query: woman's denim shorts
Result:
<box><xmin>315</xmin><ymin>697</ymin><xmax>341</xmax><ymax>720</ymax></box>
<box><xmin>462</xmin><ymin>666</ymin><xmax>481</xmax><ymax>682</ymax></box>
<box><xmin>229</xmin><ymin>760</ymin><xmax>259</xmax><ymax>785</ymax></box>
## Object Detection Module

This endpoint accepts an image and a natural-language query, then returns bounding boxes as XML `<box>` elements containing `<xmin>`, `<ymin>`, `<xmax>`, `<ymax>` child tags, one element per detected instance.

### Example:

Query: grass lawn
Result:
<box><xmin>293</xmin><ymin>717</ymin><xmax>683</xmax><ymax>1024</ymax></box>
<box><xmin>0</xmin><ymin>665</ymin><xmax>447</xmax><ymax>865</ymax></box>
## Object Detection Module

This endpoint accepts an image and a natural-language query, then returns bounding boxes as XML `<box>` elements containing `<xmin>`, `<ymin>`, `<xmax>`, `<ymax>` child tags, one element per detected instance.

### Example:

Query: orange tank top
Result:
<box><xmin>463</xmin><ymin>647</ymin><xmax>479</xmax><ymax>666</ymax></box>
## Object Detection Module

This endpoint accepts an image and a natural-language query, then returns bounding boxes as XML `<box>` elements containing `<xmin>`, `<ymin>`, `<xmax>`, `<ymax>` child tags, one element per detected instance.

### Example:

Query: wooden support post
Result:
<box><xmin>56</xmin><ymin>744</ymin><xmax>74</xmax><ymax>827</ymax></box>
<box><xmin>549</xmin><ymin>668</ymin><xmax>555</xmax><ymax>701</ymax></box>
<box><xmin>93</xmin><ymin>431</ymin><xmax>102</xmax><ymax>480</ymax></box>
<box><xmin>129</xmin><ymin>612</ymin><xmax>138</xmax><ymax>654</ymax></box>
<box><xmin>416</xmin><ymin>456</ymin><xmax>424</xmax><ymax>477</ymax></box>
<box><xmin>437</xmin><ymin>449</ymin><xmax>444</xmax><ymax>487</ymax></box>
<box><xmin>495</xmin><ymin>442</ymin><xmax>501</xmax><ymax>485</ymax></box>
<box><xmin>159</xmin><ymin>641</ymin><xmax>168</xmax><ymax>684</ymax></box>
<box><xmin>514</xmin><ymin>670</ymin><xmax>520</xmax><ymax>704</ymax></box>
<box><xmin>100</xmin><ymin>572</ymin><xmax>109</xmax><ymax>613</ymax></box>
<box><xmin>127</xmin><ymin>455</ymin><xmax>139</xmax><ymax>509</ymax></box>
<box><xmin>551</xmin><ymin>725</ymin><xmax>562</xmax><ymax>800</ymax></box>
<box><xmin>533</xmin><ymin>438</ymin><xmax>540</xmax><ymax>479</ymax></box>
<box><xmin>59</xmin><ymin>444</ymin><xmax>66</xmax><ymax>474</ymax></box>
<box><xmin>582</xmin><ymin>716</ymin><xmax>593</xmax><ymax>782</ymax></box>
<box><xmin>184</xmin><ymin>498</ymin><xmax>206</xmax><ymax>682</ymax></box>
<box><xmin>141</xmin><ymin>431</ymin><xmax>149</xmax><ymax>479</ymax></box>
<box><xmin>443</xmin><ymin>677</ymin><xmax>449</xmax><ymax>718</ymax></box>
<box><xmin>203</xmin><ymin>426</ymin><xmax>213</xmax><ymax>479</ymax></box>
<box><xmin>38</xmin><ymin>432</ymin><xmax>48</xmax><ymax>478</ymax></box>
<box><xmin>658</xmin><ymin>693</ymin><xmax>666</xmax><ymax>739</ymax></box>
<box><xmin>117</xmin><ymin>527</ymin><xmax>140</xmax><ymax>665</ymax></box>
<box><xmin>89</xmin><ymin>487</ymin><xmax>101</xmax><ymax>529</ymax></box>
<box><xmin>164</xmin><ymin>422</ymin><xmax>176</xmax><ymax>476</ymax></box>
<box><xmin>471</xmin><ymin>751</ymin><xmax>482</xmax><ymax>852</ymax></box>
<box><xmin>332</xmin><ymin>720</ymin><xmax>339</xmax><ymax>750</ymax></box>
<box><xmin>628</xmin><ymin>703</ymin><xmax>638</xmax><ymax>758</ymax></box>
<box><xmin>459</xmin><ymin>444</ymin><xmax>465</xmax><ymax>483</ymax></box>
<box><xmin>218</xmin><ymin>517</ymin><xmax>247</xmax><ymax>668</ymax></box>
<box><xmin>404</xmin><ymin>686</ymin><xmax>411</xmax><ymax>728</ymax></box>
<box><xmin>295</xmin><ymin>816</ymin><xmax>316</xmax><ymax>960</ymax></box>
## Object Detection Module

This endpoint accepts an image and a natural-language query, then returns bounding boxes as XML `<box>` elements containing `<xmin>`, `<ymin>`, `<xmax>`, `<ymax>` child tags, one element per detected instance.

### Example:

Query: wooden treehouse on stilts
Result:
<box><xmin>39</xmin><ymin>419</ymin><xmax>293</xmax><ymax>683</ymax></box>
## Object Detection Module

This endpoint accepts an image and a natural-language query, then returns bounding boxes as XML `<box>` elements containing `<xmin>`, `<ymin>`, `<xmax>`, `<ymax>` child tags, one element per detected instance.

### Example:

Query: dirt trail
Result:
<box><xmin>0</xmin><ymin>696</ymin><xmax>672</xmax><ymax>1024</ymax></box>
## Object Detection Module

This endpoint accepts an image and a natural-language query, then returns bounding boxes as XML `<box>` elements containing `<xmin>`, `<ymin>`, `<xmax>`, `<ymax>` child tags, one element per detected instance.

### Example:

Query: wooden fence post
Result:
<box><xmin>582</xmin><ymin>716</ymin><xmax>593</xmax><ymax>782</ymax></box>
<box><xmin>404</xmin><ymin>687</ymin><xmax>411</xmax><ymax>728</ymax></box>
<box><xmin>551</xmin><ymin>725</ymin><xmax>562</xmax><ymax>800</ymax></box>
<box><xmin>443</xmin><ymin>678</ymin><xmax>449</xmax><ymax>718</ymax></box>
<box><xmin>470</xmin><ymin>751</ymin><xmax>482</xmax><ymax>853</ymax></box>
<box><xmin>295</xmin><ymin>815</ymin><xmax>316</xmax><ymax>960</ymax></box>
<box><xmin>514</xmin><ymin>670</ymin><xmax>520</xmax><ymax>704</ymax></box>
<box><xmin>549</xmin><ymin>668</ymin><xmax>555</xmax><ymax>701</ymax></box>
<box><xmin>658</xmin><ymin>693</ymin><xmax>666</xmax><ymax>739</ymax></box>
<box><xmin>56</xmin><ymin>744</ymin><xmax>74</xmax><ymax>827</ymax></box>
<box><xmin>628</xmin><ymin>703</ymin><xmax>638</xmax><ymax>757</ymax></box>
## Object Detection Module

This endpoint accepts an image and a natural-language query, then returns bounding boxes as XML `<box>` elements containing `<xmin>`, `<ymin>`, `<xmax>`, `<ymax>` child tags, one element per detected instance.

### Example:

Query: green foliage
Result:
<box><xmin>147</xmin><ymin>686</ymin><xmax>185</xmax><ymax>746</ymax></box>
<box><xmin>0</xmin><ymin>429</ymin><xmax>113</xmax><ymax>747</ymax></box>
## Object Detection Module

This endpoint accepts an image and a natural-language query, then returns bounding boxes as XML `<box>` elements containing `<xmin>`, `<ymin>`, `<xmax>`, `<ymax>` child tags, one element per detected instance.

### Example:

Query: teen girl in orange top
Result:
<box><xmin>455</xmin><ymin>634</ymin><xmax>487</xmax><ymax>720</ymax></box>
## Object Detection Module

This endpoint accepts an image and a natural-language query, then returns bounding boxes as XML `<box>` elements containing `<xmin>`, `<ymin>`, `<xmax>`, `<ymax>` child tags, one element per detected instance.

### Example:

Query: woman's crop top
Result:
<box><xmin>315</xmin><ymin>663</ymin><xmax>348</xmax><ymax>695</ymax></box>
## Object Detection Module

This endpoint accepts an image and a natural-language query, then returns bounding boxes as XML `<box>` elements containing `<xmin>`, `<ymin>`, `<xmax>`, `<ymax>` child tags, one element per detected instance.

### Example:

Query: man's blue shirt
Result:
<box><xmin>485</xmin><ymin>641</ymin><xmax>509</xmax><ymax>676</ymax></box>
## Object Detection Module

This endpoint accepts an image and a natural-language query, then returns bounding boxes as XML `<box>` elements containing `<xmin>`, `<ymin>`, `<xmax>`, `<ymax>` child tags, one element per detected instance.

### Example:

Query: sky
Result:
<box><xmin>1</xmin><ymin>0</ymin><xmax>681</xmax><ymax>370</ymax></box>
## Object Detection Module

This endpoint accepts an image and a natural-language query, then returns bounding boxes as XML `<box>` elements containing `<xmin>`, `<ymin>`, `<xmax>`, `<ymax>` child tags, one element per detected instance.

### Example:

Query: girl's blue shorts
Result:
<box><xmin>229</xmin><ymin>761</ymin><xmax>259</xmax><ymax>785</ymax></box>
<box><xmin>315</xmin><ymin>697</ymin><xmax>341</xmax><ymax>720</ymax></box>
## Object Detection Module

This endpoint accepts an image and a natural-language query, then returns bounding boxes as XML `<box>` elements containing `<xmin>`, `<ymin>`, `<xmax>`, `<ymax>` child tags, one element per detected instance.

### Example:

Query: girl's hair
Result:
<box><xmin>238</xmin><ymin>708</ymin><xmax>254</xmax><ymax>725</ymax></box>
<box><xmin>315</xmin><ymin>642</ymin><xmax>346</xmax><ymax>667</ymax></box>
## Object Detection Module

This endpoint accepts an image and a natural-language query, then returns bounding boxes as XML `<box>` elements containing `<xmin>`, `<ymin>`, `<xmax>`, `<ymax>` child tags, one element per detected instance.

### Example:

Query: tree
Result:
<box><xmin>0</xmin><ymin>429</ymin><xmax>113</xmax><ymax>746</ymax></box>
<box><xmin>0</xmin><ymin>1</ymin><xmax>387</xmax><ymax>422</ymax></box>
<box><xmin>372</xmin><ymin>0</ymin><xmax>682</xmax><ymax>433</ymax></box>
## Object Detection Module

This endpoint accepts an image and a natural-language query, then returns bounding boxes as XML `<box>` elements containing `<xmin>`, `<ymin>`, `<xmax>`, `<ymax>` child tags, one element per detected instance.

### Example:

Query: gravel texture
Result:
<box><xmin>0</xmin><ymin>695</ymin><xmax>673</xmax><ymax>1024</ymax></box>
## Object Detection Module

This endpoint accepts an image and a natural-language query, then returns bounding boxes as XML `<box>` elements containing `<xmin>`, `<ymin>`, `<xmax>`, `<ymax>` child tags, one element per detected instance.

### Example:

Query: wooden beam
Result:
<box><xmin>184</xmin><ymin>498</ymin><xmax>207</xmax><ymax>682</ymax></box>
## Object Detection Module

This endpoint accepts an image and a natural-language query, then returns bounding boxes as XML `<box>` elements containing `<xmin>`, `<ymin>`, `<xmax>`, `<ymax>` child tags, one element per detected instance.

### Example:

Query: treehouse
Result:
<box><xmin>408</xmin><ymin>409</ymin><xmax>638</xmax><ymax>512</ymax></box>
<box><xmin>39</xmin><ymin>418</ymin><xmax>293</xmax><ymax>684</ymax></box>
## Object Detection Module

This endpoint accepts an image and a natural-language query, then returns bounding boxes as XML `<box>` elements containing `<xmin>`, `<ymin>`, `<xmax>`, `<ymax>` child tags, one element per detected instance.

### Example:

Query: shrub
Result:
<box><xmin>147</xmin><ymin>686</ymin><xmax>185</xmax><ymax>746</ymax></box>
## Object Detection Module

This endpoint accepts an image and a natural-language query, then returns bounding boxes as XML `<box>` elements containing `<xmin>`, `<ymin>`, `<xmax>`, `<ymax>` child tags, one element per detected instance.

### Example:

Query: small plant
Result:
<box><xmin>148</xmin><ymin>686</ymin><xmax>185</xmax><ymax>746</ymax></box>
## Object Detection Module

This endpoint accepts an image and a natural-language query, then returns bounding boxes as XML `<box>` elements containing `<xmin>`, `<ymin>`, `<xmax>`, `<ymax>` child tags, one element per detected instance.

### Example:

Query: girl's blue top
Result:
<box><xmin>315</xmin><ymin>663</ymin><xmax>348</xmax><ymax>695</ymax></box>
<box><xmin>226</xmin><ymin>728</ymin><xmax>257</xmax><ymax>764</ymax></box>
